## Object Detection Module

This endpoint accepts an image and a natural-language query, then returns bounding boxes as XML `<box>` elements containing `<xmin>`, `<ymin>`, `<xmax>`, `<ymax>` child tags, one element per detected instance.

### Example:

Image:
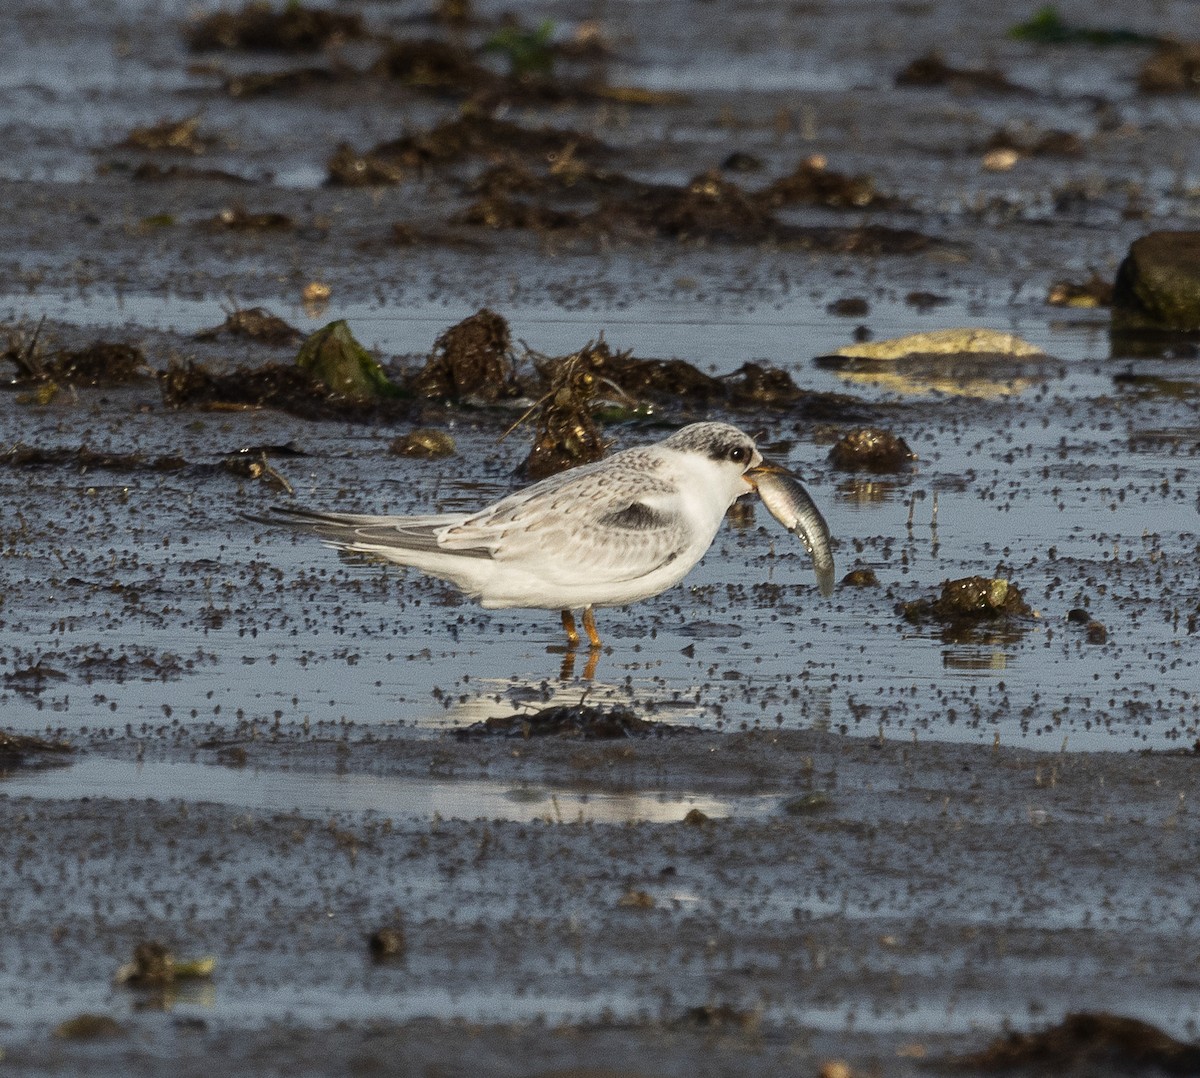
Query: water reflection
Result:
<box><xmin>2</xmin><ymin>757</ymin><xmax>764</xmax><ymax>825</ymax></box>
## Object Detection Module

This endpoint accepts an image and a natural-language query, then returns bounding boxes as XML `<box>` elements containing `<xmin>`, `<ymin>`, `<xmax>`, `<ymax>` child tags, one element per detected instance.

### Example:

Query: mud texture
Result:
<box><xmin>4</xmin><ymin>0</ymin><xmax>1200</xmax><ymax>1074</ymax></box>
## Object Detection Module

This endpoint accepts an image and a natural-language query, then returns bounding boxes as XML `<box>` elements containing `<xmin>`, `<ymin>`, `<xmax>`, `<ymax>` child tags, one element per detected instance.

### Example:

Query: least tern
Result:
<box><xmin>257</xmin><ymin>422</ymin><xmax>833</xmax><ymax>649</ymax></box>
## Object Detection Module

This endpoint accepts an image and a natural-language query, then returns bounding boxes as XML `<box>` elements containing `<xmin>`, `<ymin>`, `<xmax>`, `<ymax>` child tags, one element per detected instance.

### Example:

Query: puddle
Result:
<box><xmin>0</xmin><ymin>287</ymin><xmax>1111</xmax><ymax>381</ymax></box>
<box><xmin>0</xmin><ymin>756</ymin><xmax>772</xmax><ymax>824</ymax></box>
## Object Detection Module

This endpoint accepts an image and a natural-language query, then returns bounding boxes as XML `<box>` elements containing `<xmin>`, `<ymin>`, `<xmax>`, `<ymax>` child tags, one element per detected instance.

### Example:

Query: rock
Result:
<box><xmin>1112</xmin><ymin>232</ymin><xmax>1200</xmax><ymax>332</ymax></box>
<box><xmin>295</xmin><ymin>321</ymin><xmax>404</xmax><ymax>400</ymax></box>
<box><xmin>831</xmin><ymin>328</ymin><xmax>1044</xmax><ymax>361</ymax></box>
<box><xmin>389</xmin><ymin>429</ymin><xmax>456</xmax><ymax>458</ymax></box>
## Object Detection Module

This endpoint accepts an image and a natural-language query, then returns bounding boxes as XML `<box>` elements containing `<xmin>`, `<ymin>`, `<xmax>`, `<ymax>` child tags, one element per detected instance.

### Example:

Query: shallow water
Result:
<box><xmin>1</xmin><ymin>755</ymin><xmax>767</xmax><ymax>823</ymax></box>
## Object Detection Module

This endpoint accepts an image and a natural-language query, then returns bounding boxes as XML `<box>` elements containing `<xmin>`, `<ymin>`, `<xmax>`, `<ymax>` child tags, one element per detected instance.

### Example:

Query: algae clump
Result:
<box><xmin>295</xmin><ymin>320</ymin><xmax>404</xmax><ymax>400</ymax></box>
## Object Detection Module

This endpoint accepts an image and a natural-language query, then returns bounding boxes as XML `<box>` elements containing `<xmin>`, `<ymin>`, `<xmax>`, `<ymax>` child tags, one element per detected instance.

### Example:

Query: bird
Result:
<box><xmin>255</xmin><ymin>422</ymin><xmax>810</xmax><ymax>650</ymax></box>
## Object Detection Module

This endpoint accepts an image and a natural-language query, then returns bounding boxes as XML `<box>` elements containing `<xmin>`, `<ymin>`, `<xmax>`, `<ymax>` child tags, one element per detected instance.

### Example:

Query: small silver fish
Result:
<box><xmin>745</xmin><ymin>463</ymin><xmax>835</xmax><ymax>597</ymax></box>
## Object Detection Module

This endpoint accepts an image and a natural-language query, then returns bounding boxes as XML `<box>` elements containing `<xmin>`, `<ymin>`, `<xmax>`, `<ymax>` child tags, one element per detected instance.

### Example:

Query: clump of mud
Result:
<box><xmin>202</xmin><ymin>205</ymin><xmax>295</xmax><ymax>232</ymax></box>
<box><xmin>53</xmin><ymin>1015</ymin><xmax>125</xmax><ymax>1040</ymax></box>
<box><xmin>115</xmin><ymin>941</ymin><xmax>215</xmax><ymax>988</ymax></box>
<box><xmin>1138</xmin><ymin>42</ymin><xmax>1200</xmax><ymax>94</ymax></box>
<box><xmin>2</xmin><ymin>323</ymin><xmax>149</xmax><ymax>387</ymax></box>
<box><xmin>160</xmin><ymin>360</ymin><xmax>407</xmax><ymax>421</ymax></box>
<box><xmin>164</xmin><ymin>320</ymin><xmax>407</xmax><ymax>418</ymax></box>
<box><xmin>902</xmin><ymin>576</ymin><xmax>1033</xmax><ymax>627</ymax></box>
<box><xmin>327</xmin><ymin>115</ymin><xmax>609</xmax><ymax>186</ymax></box>
<box><xmin>409</xmin><ymin>308</ymin><xmax>518</xmax><ymax>403</ymax></box>
<box><xmin>195</xmin><ymin>307</ymin><xmax>303</xmax><ymax>346</ymax></box>
<box><xmin>118</xmin><ymin>115</ymin><xmax>216</xmax><ymax>155</ymax></box>
<box><xmin>951</xmin><ymin>1012</ymin><xmax>1200</xmax><ymax>1073</ymax></box>
<box><xmin>389</xmin><ymin>429</ymin><xmax>457</xmax><ymax>458</ymax></box>
<box><xmin>757</xmin><ymin>155</ymin><xmax>888</xmax><ymax>210</ymax></box>
<box><xmin>828</xmin><ymin>428</ymin><xmax>916</xmax><ymax>472</ymax></box>
<box><xmin>895</xmin><ymin>52</ymin><xmax>1031</xmax><ymax>95</ymax></box>
<box><xmin>0</xmin><ymin>445</ymin><xmax>187</xmax><ymax>473</ymax></box>
<box><xmin>980</xmin><ymin>125</ymin><xmax>1085</xmax><ymax>160</ymax></box>
<box><xmin>1047</xmin><ymin>274</ymin><xmax>1113</xmax><ymax>309</ymax></box>
<box><xmin>0</xmin><ymin>730</ymin><xmax>72</xmax><ymax>767</ymax></box>
<box><xmin>516</xmin><ymin>340</ymin><xmax>614</xmax><ymax>479</ymax></box>
<box><xmin>368</xmin><ymin>926</ymin><xmax>406</xmax><ymax>960</ymax></box>
<box><xmin>456</xmin><ymin>703</ymin><xmax>694</xmax><ymax>739</ymax></box>
<box><xmin>186</xmin><ymin>3</ymin><xmax>365</xmax><ymax>53</ymax></box>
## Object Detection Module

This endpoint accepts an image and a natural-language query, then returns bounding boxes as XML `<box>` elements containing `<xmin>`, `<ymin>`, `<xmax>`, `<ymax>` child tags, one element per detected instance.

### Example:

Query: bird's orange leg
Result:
<box><xmin>582</xmin><ymin>607</ymin><xmax>602</xmax><ymax>650</ymax></box>
<box><xmin>561</xmin><ymin>609</ymin><xmax>581</xmax><ymax>648</ymax></box>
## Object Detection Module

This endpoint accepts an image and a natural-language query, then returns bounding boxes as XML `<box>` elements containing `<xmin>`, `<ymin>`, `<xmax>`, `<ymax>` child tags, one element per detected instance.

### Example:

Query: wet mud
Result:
<box><xmin>4</xmin><ymin>0</ymin><xmax>1200</xmax><ymax>1073</ymax></box>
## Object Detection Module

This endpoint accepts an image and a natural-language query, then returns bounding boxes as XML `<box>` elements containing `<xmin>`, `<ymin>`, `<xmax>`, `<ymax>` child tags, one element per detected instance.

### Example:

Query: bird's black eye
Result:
<box><xmin>729</xmin><ymin>446</ymin><xmax>748</xmax><ymax>464</ymax></box>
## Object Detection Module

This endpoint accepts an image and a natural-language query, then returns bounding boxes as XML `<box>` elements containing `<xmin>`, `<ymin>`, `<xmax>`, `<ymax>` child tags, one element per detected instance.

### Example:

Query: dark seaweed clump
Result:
<box><xmin>455</xmin><ymin>703</ymin><xmax>695</xmax><ymax>739</ymax></box>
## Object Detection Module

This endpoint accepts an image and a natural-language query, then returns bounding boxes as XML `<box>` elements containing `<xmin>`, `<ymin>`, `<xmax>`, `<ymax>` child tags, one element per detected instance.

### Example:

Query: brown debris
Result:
<box><xmin>896</xmin><ymin>52</ymin><xmax>1032</xmax><ymax>95</ymax></box>
<box><xmin>409</xmin><ymin>308</ymin><xmax>517</xmax><ymax>403</ymax></box>
<box><xmin>195</xmin><ymin>307</ymin><xmax>303</xmax><ymax>346</ymax></box>
<box><xmin>827</xmin><ymin>297</ymin><xmax>870</xmax><ymax>317</ymax></box>
<box><xmin>0</xmin><ymin>730</ymin><xmax>73</xmax><ymax>765</ymax></box>
<box><xmin>618</xmin><ymin>169</ymin><xmax>776</xmax><ymax>243</ymax></box>
<box><xmin>327</xmin><ymin>116</ymin><xmax>608</xmax><ymax>187</ymax></box>
<box><xmin>982</xmin><ymin>127</ymin><xmax>1086</xmax><ymax>160</ymax></box>
<box><xmin>0</xmin><ymin>445</ymin><xmax>187</xmax><ymax>473</ymax></box>
<box><xmin>517</xmin><ymin>342</ymin><xmax>614</xmax><ymax>479</ymax></box>
<box><xmin>371</xmin><ymin>38</ymin><xmax>496</xmax><ymax>92</ymax></box>
<box><xmin>368</xmin><ymin>926</ymin><xmax>406</xmax><ymax>960</ymax></box>
<box><xmin>53</xmin><ymin>1015</ymin><xmax>125</xmax><ymax>1040</ymax></box>
<box><xmin>159</xmin><ymin>359</ymin><xmax>409</xmax><ymax>421</ymax></box>
<box><xmin>828</xmin><ymin>428</ymin><xmax>916</xmax><ymax>472</ymax></box>
<box><xmin>114</xmin><ymin>941</ymin><xmax>215</xmax><ymax>988</ymax></box>
<box><xmin>389</xmin><ymin>429</ymin><xmax>457</xmax><ymax>458</ymax></box>
<box><xmin>404</xmin><ymin>115</ymin><xmax>604</xmax><ymax>170</ymax></box>
<box><xmin>327</xmin><ymin>143</ymin><xmax>408</xmax><ymax>187</ymax></box>
<box><xmin>758</xmin><ymin>156</ymin><xmax>886</xmax><ymax>209</ymax></box>
<box><xmin>130</xmin><ymin>162</ymin><xmax>252</xmax><ymax>184</ymax></box>
<box><xmin>454</xmin><ymin>196</ymin><xmax>583</xmax><ymax>231</ymax></box>
<box><xmin>952</xmin><ymin>1012</ymin><xmax>1200</xmax><ymax>1074</ymax></box>
<box><xmin>905</xmin><ymin>290</ymin><xmax>950</xmax><ymax>311</ymax></box>
<box><xmin>841</xmin><ymin>568</ymin><xmax>880</xmax><ymax>587</ymax></box>
<box><xmin>1046</xmin><ymin>274</ymin><xmax>1113</xmax><ymax>309</ymax></box>
<box><xmin>118</xmin><ymin>115</ymin><xmax>215</xmax><ymax>155</ymax></box>
<box><xmin>224</xmin><ymin>67</ymin><xmax>341</xmax><ymax>99</ymax></box>
<box><xmin>902</xmin><ymin>576</ymin><xmax>1033</xmax><ymax>626</ymax></box>
<box><xmin>455</xmin><ymin>703</ymin><xmax>693</xmax><ymax>740</ymax></box>
<box><xmin>186</xmin><ymin>3</ymin><xmax>365</xmax><ymax>53</ymax></box>
<box><xmin>679</xmin><ymin>1004</ymin><xmax>760</xmax><ymax>1031</ymax></box>
<box><xmin>202</xmin><ymin>205</ymin><xmax>294</xmax><ymax>232</ymax></box>
<box><xmin>721</xmin><ymin>362</ymin><xmax>807</xmax><ymax>409</ymax></box>
<box><xmin>2</xmin><ymin>325</ymin><xmax>149</xmax><ymax>387</ymax></box>
<box><xmin>1138</xmin><ymin>42</ymin><xmax>1200</xmax><ymax>94</ymax></box>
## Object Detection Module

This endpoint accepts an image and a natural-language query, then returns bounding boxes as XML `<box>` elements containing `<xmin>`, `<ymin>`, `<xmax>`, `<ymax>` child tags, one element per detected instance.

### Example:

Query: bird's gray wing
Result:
<box><xmin>256</xmin><ymin>506</ymin><xmax>486</xmax><ymax>557</ymax></box>
<box><xmin>436</xmin><ymin>458</ymin><xmax>694</xmax><ymax>586</ymax></box>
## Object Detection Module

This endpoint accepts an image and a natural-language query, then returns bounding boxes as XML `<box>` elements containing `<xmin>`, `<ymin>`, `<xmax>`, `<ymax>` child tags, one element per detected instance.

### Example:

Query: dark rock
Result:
<box><xmin>1112</xmin><ymin>232</ymin><xmax>1200</xmax><ymax>332</ymax></box>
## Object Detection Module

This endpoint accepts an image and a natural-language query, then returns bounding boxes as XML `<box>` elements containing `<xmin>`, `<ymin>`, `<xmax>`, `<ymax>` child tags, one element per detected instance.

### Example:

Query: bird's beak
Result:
<box><xmin>743</xmin><ymin>460</ymin><xmax>792</xmax><ymax>490</ymax></box>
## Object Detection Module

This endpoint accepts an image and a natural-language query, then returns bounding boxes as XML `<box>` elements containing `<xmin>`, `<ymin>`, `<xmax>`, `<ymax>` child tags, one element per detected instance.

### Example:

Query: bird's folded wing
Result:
<box><xmin>437</xmin><ymin>468</ymin><xmax>692</xmax><ymax>585</ymax></box>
